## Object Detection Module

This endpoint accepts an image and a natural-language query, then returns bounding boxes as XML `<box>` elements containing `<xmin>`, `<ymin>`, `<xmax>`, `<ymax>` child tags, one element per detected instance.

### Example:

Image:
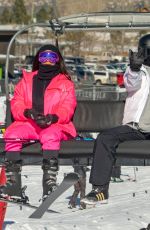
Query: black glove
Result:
<box><xmin>24</xmin><ymin>109</ymin><xmax>38</xmax><ymax>120</ymax></box>
<box><xmin>45</xmin><ymin>114</ymin><xmax>58</xmax><ymax>124</ymax></box>
<box><xmin>35</xmin><ymin>114</ymin><xmax>58</xmax><ymax>129</ymax></box>
<box><xmin>129</xmin><ymin>48</ymin><xmax>144</xmax><ymax>72</ymax></box>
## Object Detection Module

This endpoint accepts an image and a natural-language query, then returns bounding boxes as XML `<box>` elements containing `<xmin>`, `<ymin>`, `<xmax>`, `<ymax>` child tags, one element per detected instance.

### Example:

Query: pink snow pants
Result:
<box><xmin>4</xmin><ymin>121</ymin><xmax>69</xmax><ymax>152</ymax></box>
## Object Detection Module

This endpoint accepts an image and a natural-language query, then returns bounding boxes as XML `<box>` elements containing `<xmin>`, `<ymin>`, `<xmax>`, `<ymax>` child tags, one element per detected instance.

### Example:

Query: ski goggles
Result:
<box><xmin>39</xmin><ymin>50</ymin><xmax>59</xmax><ymax>64</ymax></box>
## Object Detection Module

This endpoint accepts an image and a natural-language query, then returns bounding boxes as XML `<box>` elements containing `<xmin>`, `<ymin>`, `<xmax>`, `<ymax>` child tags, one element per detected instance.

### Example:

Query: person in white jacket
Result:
<box><xmin>82</xmin><ymin>34</ymin><xmax>150</xmax><ymax>206</ymax></box>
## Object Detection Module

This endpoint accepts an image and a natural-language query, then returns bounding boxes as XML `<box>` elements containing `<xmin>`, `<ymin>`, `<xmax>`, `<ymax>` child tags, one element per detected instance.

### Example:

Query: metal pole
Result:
<box><xmin>93</xmin><ymin>84</ymin><xmax>96</xmax><ymax>100</ymax></box>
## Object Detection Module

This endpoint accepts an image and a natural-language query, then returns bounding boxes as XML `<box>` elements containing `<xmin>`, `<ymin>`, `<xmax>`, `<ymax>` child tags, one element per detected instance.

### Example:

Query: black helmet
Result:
<box><xmin>138</xmin><ymin>34</ymin><xmax>150</xmax><ymax>60</ymax></box>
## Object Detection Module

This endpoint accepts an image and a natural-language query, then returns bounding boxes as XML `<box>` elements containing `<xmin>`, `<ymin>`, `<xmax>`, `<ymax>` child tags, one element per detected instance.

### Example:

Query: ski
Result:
<box><xmin>29</xmin><ymin>172</ymin><xmax>79</xmax><ymax>219</ymax></box>
<box><xmin>0</xmin><ymin>196</ymin><xmax>59</xmax><ymax>214</ymax></box>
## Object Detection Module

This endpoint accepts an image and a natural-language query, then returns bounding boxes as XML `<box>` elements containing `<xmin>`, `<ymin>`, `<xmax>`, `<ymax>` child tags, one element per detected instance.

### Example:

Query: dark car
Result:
<box><xmin>73</xmin><ymin>65</ymin><xmax>95</xmax><ymax>85</ymax></box>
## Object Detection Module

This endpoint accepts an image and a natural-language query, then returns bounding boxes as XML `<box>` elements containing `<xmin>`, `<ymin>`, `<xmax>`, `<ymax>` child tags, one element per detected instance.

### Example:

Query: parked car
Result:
<box><xmin>66</xmin><ymin>64</ymin><xmax>95</xmax><ymax>85</ymax></box>
<box><xmin>72</xmin><ymin>65</ymin><xmax>95</xmax><ymax>85</ymax></box>
<box><xmin>110</xmin><ymin>63</ymin><xmax>128</xmax><ymax>87</ymax></box>
<box><xmin>97</xmin><ymin>64</ymin><xmax>118</xmax><ymax>74</ymax></box>
<box><xmin>64</xmin><ymin>56</ymin><xmax>85</xmax><ymax>65</ymax></box>
<box><xmin>93</xmin><ymin>70</ymin><xmax>109</xmax><ymax>85</ymax></box>
<box><xmin>93</xmin><ymin>69</ymin><xmax>117</xmax><ymax>86</ymax></box>
<box><xmin>116</xmin><ymin>72</ymin><xmax>125</xmax><ymax>87</ymax></box>
<box><xmin>84</xmin><ymin>62</ymin><xmax>97</xmax><ymax>71</ymax></box>
<box><xmin>66</xmin><ymin>65</ymin><xmax>77</xmax><ymax>83</ymax></box>
<box><xmin>100</xmin><ymin>64</ymin><xmax>130</xmax><ymax>85</ymax></box>
<box><xmin>110</xmin><ymin>62</ymin><xmax>129</xmax><ymax>72</ymax></box>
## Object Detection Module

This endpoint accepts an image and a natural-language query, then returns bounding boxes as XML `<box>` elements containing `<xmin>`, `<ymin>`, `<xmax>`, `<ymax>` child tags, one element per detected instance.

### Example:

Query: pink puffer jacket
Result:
<box><xmin>10</xmin><ymin>70</ymin><xmax>77</xmax><ymax>137</ymax></box>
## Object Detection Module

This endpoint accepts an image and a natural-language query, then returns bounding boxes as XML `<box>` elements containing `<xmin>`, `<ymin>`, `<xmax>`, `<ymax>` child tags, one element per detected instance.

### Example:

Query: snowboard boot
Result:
<box><xmin>42</xmin><ymin>150</ymin><xmax>59</xmax><ymax>199</ymax></box>
<box><xmin>1</xmin><ymin>151</ymin><xmax>22</xmax><ymax>197</ymax></box>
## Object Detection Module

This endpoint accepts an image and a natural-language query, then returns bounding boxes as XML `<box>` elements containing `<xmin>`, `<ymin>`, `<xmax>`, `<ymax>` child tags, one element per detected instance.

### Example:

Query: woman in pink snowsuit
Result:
<box><xmin>3</xmin><ymin>44</ymin><xmax>77</xmax><ymax>199</ymax></box>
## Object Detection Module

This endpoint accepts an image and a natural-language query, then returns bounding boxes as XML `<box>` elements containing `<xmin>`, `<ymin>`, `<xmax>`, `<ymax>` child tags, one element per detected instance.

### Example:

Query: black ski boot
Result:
<box><xmin>2</xmin><ymin>160</ymin><xmax>22</xmax><ymax>197</ymax></box>
<box><xmin>1</xmin><ymin>151</ymin><xmax>22</xmax><ymax>197</ymax></box>
<box><xmin>42</xmin><ymin>150</ymin><xmax>59</xmax><ymax>199</ymax></box>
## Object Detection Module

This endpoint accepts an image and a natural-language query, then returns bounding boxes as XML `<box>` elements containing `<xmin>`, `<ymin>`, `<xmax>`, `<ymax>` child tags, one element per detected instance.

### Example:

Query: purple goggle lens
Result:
<box><xmin>39</xmin><ymin>50</ymin><xmax>59</xmax><ymax>64</ymax></box>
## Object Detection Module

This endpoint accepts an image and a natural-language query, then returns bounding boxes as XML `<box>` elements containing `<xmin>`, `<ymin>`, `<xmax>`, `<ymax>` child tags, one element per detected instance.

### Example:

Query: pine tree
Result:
<box><xmin>0</xmin><ymin>8</ymin><xmax>12</xmax><ymax>24</ymax></box>
<box><xmin>12</xmin><ymin>0</ymin><xmax>30</xmax><ymax>24</ymax></box>
<box><xmin>36</xmin><ymin>6</ymin><xmax>53</xmax><ymax>23</ymax></box>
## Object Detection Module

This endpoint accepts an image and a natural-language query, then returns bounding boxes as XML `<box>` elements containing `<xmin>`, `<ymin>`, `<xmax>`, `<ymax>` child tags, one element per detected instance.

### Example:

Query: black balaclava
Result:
<box><xmin>32</xmin><ymin>44</ymin><xmax>61</xmax><ymax>114</ymax></box>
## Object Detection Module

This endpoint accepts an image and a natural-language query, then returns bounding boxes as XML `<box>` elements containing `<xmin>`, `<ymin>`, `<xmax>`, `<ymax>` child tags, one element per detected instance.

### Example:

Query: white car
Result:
<box><xmin>84</xmin><ymin>62</ymin><xmax>97</xmax><ymax>71</ymax></box>
<box><xmin>97</xmin><ymin>64</ymin><xmax>118</xmax><ymax>74</ymax></box>
<box><xmin>94</xmin><ymin>65</ymin><xmax>117</xmax><ymax>85</ymax></box>
<box><xmin>93</xmin><ymin>70</ymin><xmax>109</xmax><ymax>85</ymax></box>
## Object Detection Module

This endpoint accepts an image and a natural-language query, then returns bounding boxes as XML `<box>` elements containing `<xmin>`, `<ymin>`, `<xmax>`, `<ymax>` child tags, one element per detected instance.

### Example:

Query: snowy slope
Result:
<box><xmin>3</xmin><ymin>165</ymin><xmax>150</xmax><ymax>230</ymax></box>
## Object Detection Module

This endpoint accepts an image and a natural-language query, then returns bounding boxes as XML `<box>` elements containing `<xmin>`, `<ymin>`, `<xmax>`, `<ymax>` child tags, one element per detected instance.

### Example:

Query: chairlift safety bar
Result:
<box><xmin>54</xmin><ymin>12</ymin><xmax>150</xmax><ymax>31</ymax></box>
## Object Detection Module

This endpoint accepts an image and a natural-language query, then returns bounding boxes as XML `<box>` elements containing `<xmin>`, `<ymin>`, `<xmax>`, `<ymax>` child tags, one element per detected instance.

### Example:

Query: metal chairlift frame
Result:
<box><xmin>4</xmin><ymin>12</ymin><xmax>150</xmax><ymax>126</ymax></box>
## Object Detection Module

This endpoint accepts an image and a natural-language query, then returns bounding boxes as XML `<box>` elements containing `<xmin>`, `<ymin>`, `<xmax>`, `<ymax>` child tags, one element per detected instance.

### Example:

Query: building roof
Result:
<box><xmin>0</xmin><ymin>25</ymin><xmax>28</xmax><ymax>35</ymax></box>
<box><xmin>0</xmin><ymin>54</ymin><xmax>17</xmax><ymax>59</ymax></box>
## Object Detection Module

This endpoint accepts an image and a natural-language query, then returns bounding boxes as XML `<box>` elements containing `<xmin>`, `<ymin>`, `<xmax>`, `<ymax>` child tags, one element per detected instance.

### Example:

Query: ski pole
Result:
<box><xmin>0</xmin><ymin>138</ymin><xmax>39</xmax><ymax>143</ymax></box>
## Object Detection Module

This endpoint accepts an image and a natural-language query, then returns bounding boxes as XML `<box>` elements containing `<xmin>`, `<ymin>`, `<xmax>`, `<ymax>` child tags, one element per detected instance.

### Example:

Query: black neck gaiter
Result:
<box><xmin>32</xmin><ymin>64</ymin><xmax>61</xmax><ymax>114</ymax></box>
<box><xmin>38</xmin><ymin>63</ymin><xmax>60</xmax><ymax>79</ymax></box>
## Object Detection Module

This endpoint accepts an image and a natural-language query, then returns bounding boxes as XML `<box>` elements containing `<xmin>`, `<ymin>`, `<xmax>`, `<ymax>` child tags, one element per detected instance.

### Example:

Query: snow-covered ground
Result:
<box><xmin>3</xmin><ymin>165</ymin><xmax>150</xmax><ymax>230</ymax></box>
